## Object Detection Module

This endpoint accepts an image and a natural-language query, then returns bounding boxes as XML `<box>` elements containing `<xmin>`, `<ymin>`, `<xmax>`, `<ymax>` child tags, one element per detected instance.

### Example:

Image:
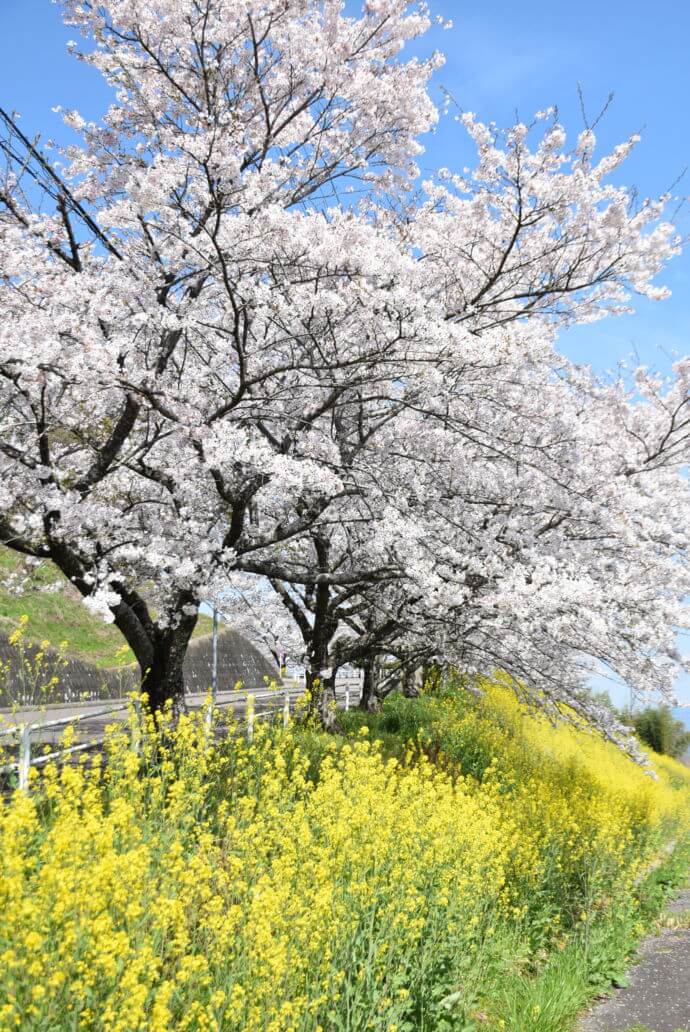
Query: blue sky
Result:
<box><xmin>417</xmin><ymin>1</ymin><xmax>690</xmax><ymax>377</ymax></box>
<box><xmin>1</xmin><ymin>0</ymin><xmax>689</xmax><ymax>705</ymax></box>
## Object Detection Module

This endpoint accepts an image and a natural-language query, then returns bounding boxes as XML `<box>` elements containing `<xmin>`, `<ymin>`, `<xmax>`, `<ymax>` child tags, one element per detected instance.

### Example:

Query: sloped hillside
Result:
<box><xmin>0</xmin><ymin>547</ymin><xmax>213</xmax><ymax>669</ymax></box>
<box><xmin>0</xmin><ymin>548</ymin><xmax>279</xmax><ymax>707</ymax></box>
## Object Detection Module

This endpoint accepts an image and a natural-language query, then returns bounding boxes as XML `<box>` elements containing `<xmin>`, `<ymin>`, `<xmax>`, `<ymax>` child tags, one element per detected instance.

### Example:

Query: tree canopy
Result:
<box><xmin>0</xmin><ymin>1</ymin><xmax>688</xmax><ymax>741</ymax></box>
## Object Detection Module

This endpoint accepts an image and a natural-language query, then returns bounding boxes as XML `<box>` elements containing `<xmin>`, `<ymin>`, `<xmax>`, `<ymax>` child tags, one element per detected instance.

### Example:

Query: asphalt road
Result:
<box><xmin>0</xmin><ymin>682</ymin><xmax>361</xmax><ymax>760</ymax></box>
<box><xmin>0</xmin><ymin>684</ymin><xmax>302</xmax><ymax>729</ymax></box>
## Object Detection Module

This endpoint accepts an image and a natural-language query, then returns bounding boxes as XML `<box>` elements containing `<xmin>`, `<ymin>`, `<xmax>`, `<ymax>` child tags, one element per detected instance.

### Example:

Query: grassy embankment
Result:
<box><xmin>0</xmin><ymin>547</ymin><xmax>213</xmax><ymax>670</ymax></box>
<box><xmin>1</xmin><ymin>679</ymin><xmax>689</xmax><ymax>1031</ymax></box>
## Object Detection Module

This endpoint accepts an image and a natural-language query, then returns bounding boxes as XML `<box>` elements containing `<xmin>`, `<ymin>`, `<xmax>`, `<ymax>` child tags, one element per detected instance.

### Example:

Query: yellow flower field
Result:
<box><xmin>0</xmin><ymin>683</ymin><xmax>688</xmax><ymax>1031</ymax></box>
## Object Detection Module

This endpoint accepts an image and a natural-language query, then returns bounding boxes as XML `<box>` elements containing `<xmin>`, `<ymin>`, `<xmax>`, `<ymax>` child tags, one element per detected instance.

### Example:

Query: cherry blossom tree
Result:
<box><xmin>372</xmin><ymin>368</ymin><xmax>690</xmax><ymax>740</ymax></box>
<box><xmin>0</xmin><ymin>0</ymin><xmax>686</xmax><ymax>723</ymax></box>
<box><xmin>0</xmin><ymin>0</ymin><xmax>442</xmax><ymax>709</ymax></box>
<box><xmin>261</xmin><ymin>356</ymin><xmax>690</xmax><ymax>739</ymax></box>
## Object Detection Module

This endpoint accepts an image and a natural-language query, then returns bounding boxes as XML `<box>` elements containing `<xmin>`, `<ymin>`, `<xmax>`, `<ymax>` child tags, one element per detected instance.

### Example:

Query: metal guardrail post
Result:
<box><xmin>0</xmin><ymin>681</ymin><xmax>365</xmax><ymax>785</ymax></box>
<box><xmin>204</xmin><ymin>698</ymin><xmax>213</xmax><ymax>735</ymax></box>
<box><xmin>246</xmin><ymin>695</ymin><xmax>254</xmax><ymax>742</ymax></box>
<box><xmin>129</xmin><ymin>698</ymin><xmax>142</xmax><ymax>756</ymax></box>
<box><xmin>1</xmin><ymin>703</ymin><xmax>130</xmax><ymax>786</ymax></box>
<box><xmin>18</xmin><ymin>724</ymin><xmax>31</xmax><ymax>791</ymax></box>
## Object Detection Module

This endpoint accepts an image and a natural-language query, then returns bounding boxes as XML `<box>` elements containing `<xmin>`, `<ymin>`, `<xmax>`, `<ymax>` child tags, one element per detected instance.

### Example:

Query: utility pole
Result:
<box><xmin>211</xmin><ymin>606</ymin><xmax>219</xmax><ymax>705</ymax></box>
<box><xmin>204</xmin><ymin>603</ymin><xmax>220</xmax><ymax>734</ymax></box>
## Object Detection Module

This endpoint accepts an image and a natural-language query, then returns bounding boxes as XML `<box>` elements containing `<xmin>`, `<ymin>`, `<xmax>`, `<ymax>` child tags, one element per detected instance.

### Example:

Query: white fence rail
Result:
<box><xmin>0</xmin><ymin>684</ymin><xmax>360</xmax><ymax>790</ymax></box>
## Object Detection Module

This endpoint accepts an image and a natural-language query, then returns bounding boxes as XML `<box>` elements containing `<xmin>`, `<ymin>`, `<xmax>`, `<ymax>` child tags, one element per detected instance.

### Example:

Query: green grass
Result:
<box><xmin>489</xmin><ymin>841</ymin><xmax>690</xmax><ymax>1031</ymax></box>
<box><xmin>0</xmin><ymin>546</ymin><xmax>213</xmax><ymax>668</ymax></box>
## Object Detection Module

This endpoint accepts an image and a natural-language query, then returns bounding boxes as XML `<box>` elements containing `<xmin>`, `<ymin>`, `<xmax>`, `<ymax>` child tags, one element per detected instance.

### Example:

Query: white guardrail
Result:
<box><xmin>0</xmin><ymin>683</ymin><xmax>361</xmax><ymax>791</ymax></box>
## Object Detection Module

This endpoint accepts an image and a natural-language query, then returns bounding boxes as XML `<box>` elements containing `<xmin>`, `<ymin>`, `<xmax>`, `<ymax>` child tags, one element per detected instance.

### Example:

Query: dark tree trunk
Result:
<box><xmin>401</xmin><ymin>665</ymin><xmax>421</xmax><ymax>698</ymax></box>
<box><xmin>316</xmin><ymin>670</ymin><xmax>338</xmax><ymax>729</ymax></box>
<box><xmin>303</xmin><ymin>566</ymin><xmax>340</xmax><ymax>729</ymax></box>
<box><xmin>305</xmin><ymin>665</ymin><xmax>320</xmax><ymax>702</ymax></box>
<box><xmin>359</xmin><ymin>657</ymin><xmax>381</xmax><ymax>712</ymax></box>
<box><xmin>141</xmin><ymin>613</ymin><xmax>198</xmax><ymax>716</ymax></box>
<box><xmin>305</xmin><ymin>663</ymin><xmax>338</xmax><ymax>726</ymax></box>
<box><xmin>7</xmin><ymin>521</ymin><xmax>201</xmax><ymax>720</ymax></box>
<box><xmin>112</xmin><ymin>604</ymin><xmax>198</xmax><ymax>719</ymax></box>
<box><xmin>141</xmin><ymin>643</ymin><xmax>183</xmax><ymax>714</ymax></box>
